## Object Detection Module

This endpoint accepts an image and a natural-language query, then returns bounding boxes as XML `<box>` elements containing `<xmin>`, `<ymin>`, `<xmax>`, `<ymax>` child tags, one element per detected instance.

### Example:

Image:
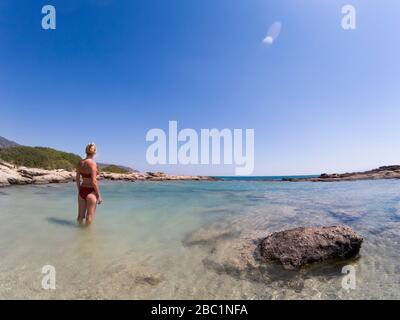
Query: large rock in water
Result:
<box><xmin>259</xmin><ymin>225</ymin><xmax>363</xmax><ymax>270</ymax></box>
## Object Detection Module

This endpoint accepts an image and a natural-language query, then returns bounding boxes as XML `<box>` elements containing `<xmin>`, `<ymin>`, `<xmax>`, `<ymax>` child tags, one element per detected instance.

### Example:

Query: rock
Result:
<box><xmin>17</xmin><ymin>167</ymin><xmax>52</xmax><ymax>178</ymax></box>
<box><xmin>0</xmin><ymin>163</ymin><xmax>31</xmax><ymax>186</ymax></box>
<box><xmin>146</xmin><ymin>171</ymin><xmax>166</xmax><ymax>177</ymax></box>
<box><xmin>259</xmin><ymin>225</ymin><xmax>363</xmax><ymax>270</ymax></box>
<box><xmin>0</xmin><ymin>176</ymin><xmax>10</xmax><ymax>187</ymax></box>
<box><xmin>0</xmin><ymin>160</ymin><xmax>216</xmax><ymax>187</ymax></box>
<box><xmin>285</xmin><ymin>165</ymin><xmax>400</xmax><ymax>182</ymax></box>
<box><xmin>183</xmin><ymin>221</ymin><xmax>362</xmax><ymax>286</ymax></box>
<box><xmin>0</xmin><ymin>162</ymin><xmax>74</xmax><ymax>186</ymax></box>
<box><xmin>6</xmin><ymin>176</ymin><xmax>32</xmax><ymax>185</ymax></box>
<box><xmin>99</xmin><ymin>170</ymin><xmax>215</xmax><ymax>182</ymax></box>
<box><xmin>99</xmin><ymin>172</ymin><xmax>137</xmax><ymax>181</ymax></box>
<box><xmin>32</xmin><ymin>172</ymin><xmax>74</xmax><ymax>184</ymax></box>
<box><xmin>0</xmin><ymin>161</ymin><xmax>15</xmax><ymax>169</ymax></box>
<box><xmin>376</xmin><ymin>165</ymin><xmax>400</xmax><ymax>171</ymax></box>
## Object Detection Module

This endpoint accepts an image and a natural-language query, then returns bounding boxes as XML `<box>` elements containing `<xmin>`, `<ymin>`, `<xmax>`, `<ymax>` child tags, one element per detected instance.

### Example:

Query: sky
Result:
<box><xmin>1</xmin><ymin>0</ymin><xmax>400</xmax><ymax>175</ymax></box>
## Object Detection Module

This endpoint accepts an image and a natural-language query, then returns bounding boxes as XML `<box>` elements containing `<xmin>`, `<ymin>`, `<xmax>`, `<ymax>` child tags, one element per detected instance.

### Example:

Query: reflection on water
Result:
<box><xmin>0</xmin><ymin>180</ymin><xmax>400</xmax><ymax>299</ymax></box>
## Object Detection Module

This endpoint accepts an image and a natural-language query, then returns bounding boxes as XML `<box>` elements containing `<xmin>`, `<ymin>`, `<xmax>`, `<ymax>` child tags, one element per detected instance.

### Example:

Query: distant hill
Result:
<box><xmin>97</xmin><ymin>164</ymin><xmax>129</xmax><ymax>174</ymax></box>
<box><xmin>0</xmin><ymin>136</ymin><xmax>138</xmax><ymax>172</ymax></box>
<box><xmin>98</xmin><ymin>163</ymin><xmax>137</xmax><ymax>173</ymax></box>
<box><xmin>0</xmin><ymin>136</ymin><xmax>19</xmax><ymax>149</ymax></box>
<box><xmin>0</xmin><ymin>146</ymin><xmax>81</xmax><ymax>171</ymax></box>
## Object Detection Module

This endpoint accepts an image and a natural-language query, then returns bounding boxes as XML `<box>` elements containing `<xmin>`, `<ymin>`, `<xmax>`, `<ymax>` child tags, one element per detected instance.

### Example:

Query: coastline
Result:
<box><xmin>3</xmin><ymin>161</ymin><xmax>400</xmax><ymax>187</ymax></box>
<box><xmin>0</xmin><ymin>161</ymin><xmax>217</xmax><ymax>187</ymax></box>
<box><xmin>282</xmin><ymin>165</ymin><xmax>400</xmax><ymax>182</ymax></box>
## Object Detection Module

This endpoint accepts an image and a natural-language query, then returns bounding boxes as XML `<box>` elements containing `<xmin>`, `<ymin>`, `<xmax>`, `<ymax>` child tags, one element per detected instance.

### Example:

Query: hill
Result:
<box><xmin>0</xmin><ymin>136</ymin><xmax>19</xmax><ymax>149</ymax></box>
<box><xmin>98</xmin><ymin>164</ymin><xmax>131</xmax><ymax>174</ymax></box>
<box><xmin>0</xmin><ymin>146</ymin><xmax>81</xmax><ymax>171</ymax></box>
<box><xmin>98</xmin><ymin>163</ymin><xmax>137</xmax><ymax>173</ymax></box>
<box><xmin>0</xmin><ymin>136</ymin><xmax>138</xmax><ymax>172</ymax></box>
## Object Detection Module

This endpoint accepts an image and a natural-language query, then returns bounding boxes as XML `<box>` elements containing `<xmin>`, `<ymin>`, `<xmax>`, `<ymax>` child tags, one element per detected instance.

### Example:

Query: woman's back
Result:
<box><xmin>78</xmin><ymin>159</ymin><xmax>96</xmax><ymax>185</ymax></box>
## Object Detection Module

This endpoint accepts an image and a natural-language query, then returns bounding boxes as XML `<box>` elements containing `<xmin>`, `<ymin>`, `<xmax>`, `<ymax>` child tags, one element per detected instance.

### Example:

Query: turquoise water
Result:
<box><xmin>0</xmin><ymin>179</ymin><xmax>400</xmax><ymax>299</ymax></box>
<box><xmin>216</xmin><ymin>175</ymin><xmax>318</xmax><ymax>181</ymax></box>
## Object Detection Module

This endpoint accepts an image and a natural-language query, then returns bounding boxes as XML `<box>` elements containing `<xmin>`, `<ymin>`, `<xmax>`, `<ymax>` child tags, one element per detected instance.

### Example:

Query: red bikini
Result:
<box><xmin>79</xmin><ymin>186</ymin><xmax>95</xmax><ymax>199</ymax></box>
<box><xmin>79</xmin><ymin>162</ymin><xmax>96</xmax><ymax>199</ymax></box>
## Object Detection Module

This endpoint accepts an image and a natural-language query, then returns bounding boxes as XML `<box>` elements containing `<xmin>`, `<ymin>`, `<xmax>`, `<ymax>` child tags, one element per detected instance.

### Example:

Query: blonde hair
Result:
<box><xmin>85</xmin><ymin>143</ymin><xmax>97</xmax><ymax>156</ymax></box>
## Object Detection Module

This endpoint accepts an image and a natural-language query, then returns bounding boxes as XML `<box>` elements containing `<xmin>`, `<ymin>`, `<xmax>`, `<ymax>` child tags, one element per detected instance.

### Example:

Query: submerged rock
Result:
<box><xmin>259</xmin><ymin>225</ymin><xmax>363</xmax><ymax>270</ymax></box>
<box><xmin>326</xmin><ymin>209</ymin><xmax>367</xmax><ymax>223</ymax></box>
<box><xmin>183</xmin><ymin>217</ymin><xmax>364</xmax><ymax>288</ymax></box>
<box><xmin>183</xmin><ymin>225</ymin><xmax>241</xmax><ymax>246</ymax></box>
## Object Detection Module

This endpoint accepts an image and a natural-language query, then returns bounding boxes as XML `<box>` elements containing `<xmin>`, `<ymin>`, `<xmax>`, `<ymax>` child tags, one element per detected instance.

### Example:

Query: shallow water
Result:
<box><xmin>0</xmin><ymin>179</ymin><xmax>399</xmax><ymax>299</ymax></box>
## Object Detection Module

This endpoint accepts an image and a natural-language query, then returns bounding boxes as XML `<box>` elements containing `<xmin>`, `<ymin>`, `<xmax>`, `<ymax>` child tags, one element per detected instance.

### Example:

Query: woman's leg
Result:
<box><xmin>77</xmin><ymin>195</ymin><xmax>87</xmax><ymax>224</ymax></box>
<box><xmin>85</xmin><ymin>193</ymin><xmax>97</xmax><ymax>225</ymax></box>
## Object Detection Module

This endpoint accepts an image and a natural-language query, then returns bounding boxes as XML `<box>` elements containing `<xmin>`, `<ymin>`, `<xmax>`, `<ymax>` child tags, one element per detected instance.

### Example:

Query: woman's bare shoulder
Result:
<box><xmin>77</xmin><ymin>159</ymin><xmax>96</xmax><ymax>169</ymax></box>
<box><xmin>86</xmin><ymin>159</ymin><xmax>97</xmax><ymax>168</ymax></box>
<box><xmin>76</xmin><ymin>159</ymin><xmax>84</xmax><ymax>169</ymax></box>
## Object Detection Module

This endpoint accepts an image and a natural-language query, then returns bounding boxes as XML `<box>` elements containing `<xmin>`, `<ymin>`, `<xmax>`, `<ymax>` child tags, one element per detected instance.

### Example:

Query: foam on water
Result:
<box><xmin>0</xmin><ymin>179</ymin><xmax>399</xmax><ymax>299</ymax></box>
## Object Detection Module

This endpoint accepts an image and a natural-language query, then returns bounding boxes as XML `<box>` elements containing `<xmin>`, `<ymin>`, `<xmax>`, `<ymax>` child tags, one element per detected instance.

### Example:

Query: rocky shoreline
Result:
<box><xmin>283</xmin><ymin>165</ymin><xmax>400</xmax><ymax>182</ymax></box>
<box><xmin>0</xmin><ymin>161</ymin><xmax>216</xmax><ymax>187</ymax></box>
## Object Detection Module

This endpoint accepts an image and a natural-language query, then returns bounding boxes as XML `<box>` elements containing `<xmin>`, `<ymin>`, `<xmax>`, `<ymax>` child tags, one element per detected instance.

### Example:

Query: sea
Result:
<box><xmin>0</xmin><ymin>178</ymin><xmax>399</xmax><ymax>299</ymax></box>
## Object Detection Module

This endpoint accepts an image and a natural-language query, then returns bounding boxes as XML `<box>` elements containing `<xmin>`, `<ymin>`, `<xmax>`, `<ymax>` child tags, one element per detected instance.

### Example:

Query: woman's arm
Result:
<box><xmin>76</xmin><ymin>167</ymin><xmax>81</xmax><ymax>191</ymax></box>
<box><xmin>89</xmin><ymin>162</ymin><xmax>102</xmax><ymax>204</ymax></box>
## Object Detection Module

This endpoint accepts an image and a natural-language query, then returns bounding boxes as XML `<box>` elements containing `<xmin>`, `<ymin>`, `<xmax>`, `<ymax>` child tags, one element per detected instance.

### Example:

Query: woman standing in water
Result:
<box><xmin>76</xmin><ymin>143</ymin><xmax>102</xmax><ymax>225</ymax></box>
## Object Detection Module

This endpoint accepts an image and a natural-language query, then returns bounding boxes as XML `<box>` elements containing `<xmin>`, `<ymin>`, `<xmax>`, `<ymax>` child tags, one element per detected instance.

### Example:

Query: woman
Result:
<box><xmin>76</xmin><ymin>143</ymin><xmax>102</xmax><ymax>225</ymax></box>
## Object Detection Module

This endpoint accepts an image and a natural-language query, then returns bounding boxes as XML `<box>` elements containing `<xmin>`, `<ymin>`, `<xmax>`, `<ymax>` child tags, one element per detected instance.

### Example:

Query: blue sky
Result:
<box><xmin>1</xmin><ymin>0</ymin><xmax>400</xmax><ymax>175</ymax></box>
